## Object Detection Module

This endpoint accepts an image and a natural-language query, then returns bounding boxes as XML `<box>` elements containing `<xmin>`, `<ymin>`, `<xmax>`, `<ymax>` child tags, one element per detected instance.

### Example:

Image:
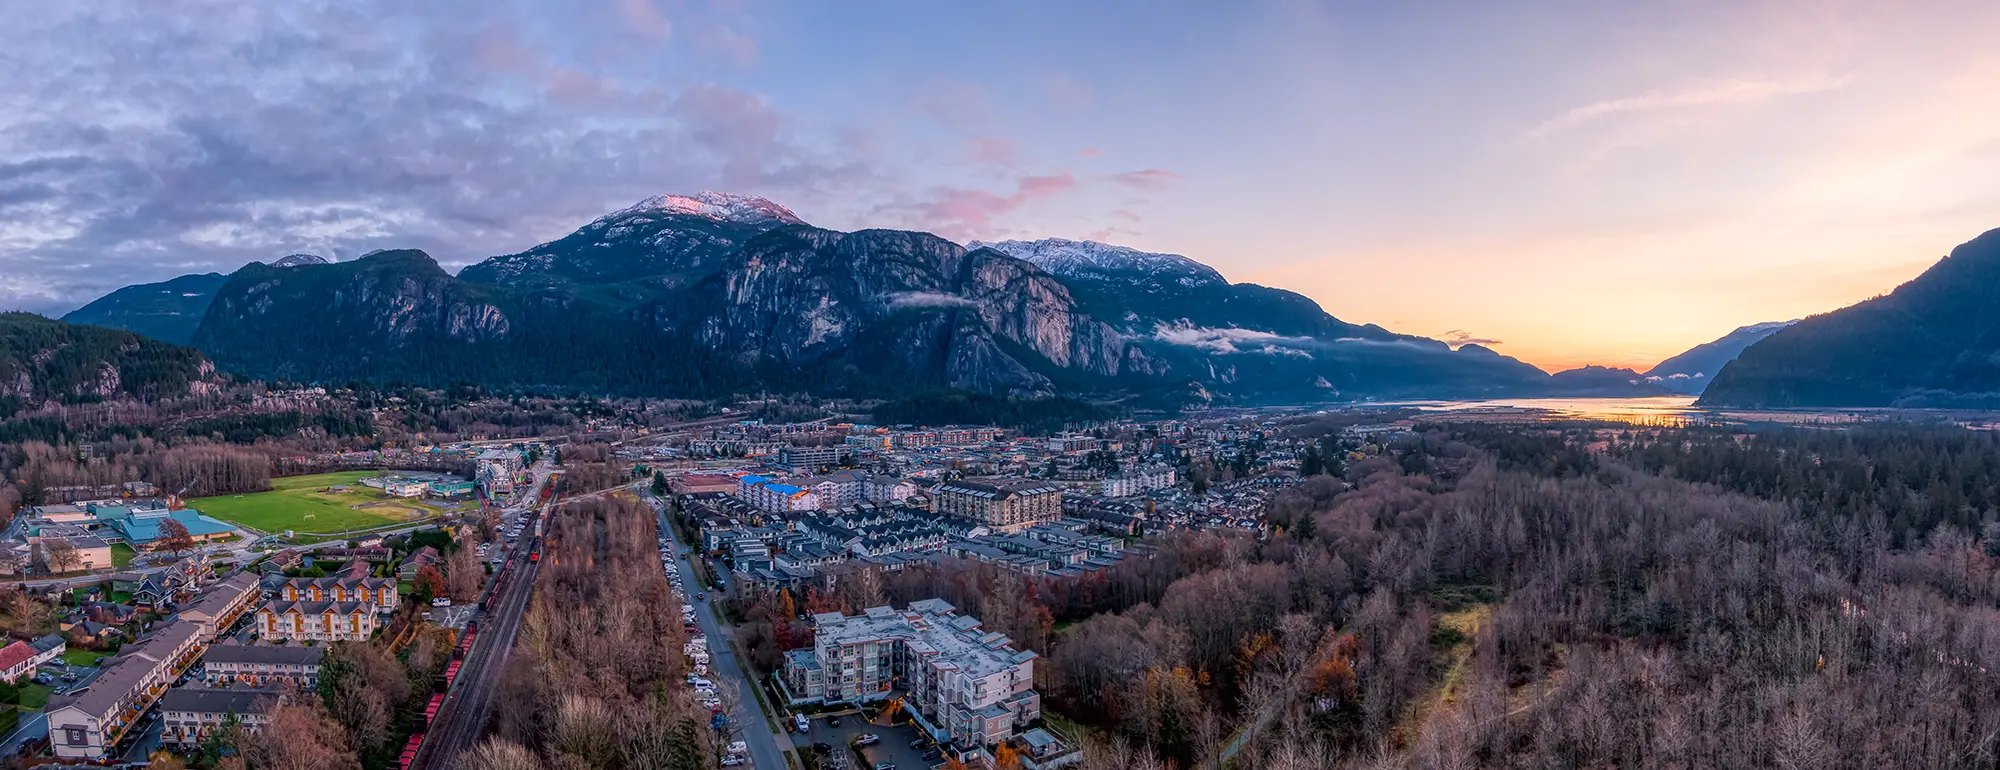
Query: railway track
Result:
<box><xmin>407</xmin><ymin>514</ymin><xmax>546</xmax><ymax>768</ymax></box>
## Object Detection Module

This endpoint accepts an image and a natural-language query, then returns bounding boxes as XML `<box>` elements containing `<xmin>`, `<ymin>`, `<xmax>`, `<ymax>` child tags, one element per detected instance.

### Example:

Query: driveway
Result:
<box><xmin>806</xmin><ymin>714</ymin><xmax>938</xmax><ymax>770</ymax></box>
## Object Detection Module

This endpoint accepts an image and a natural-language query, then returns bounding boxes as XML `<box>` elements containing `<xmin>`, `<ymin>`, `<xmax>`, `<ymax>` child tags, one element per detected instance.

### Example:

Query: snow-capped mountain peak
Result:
<box><xmin>968</xmin><ymin>237</ymin><xmax>1227</xmax><ymax>288</ymax></box>
<box><xmin>271</xmin><ymin>253</ymin><xmax>330</xmax><ymax>268</ymax></box>
<box><xmin>599</xmin><ymin>191</ymin><xmax>807</xmax><ymax>227</ymax></box>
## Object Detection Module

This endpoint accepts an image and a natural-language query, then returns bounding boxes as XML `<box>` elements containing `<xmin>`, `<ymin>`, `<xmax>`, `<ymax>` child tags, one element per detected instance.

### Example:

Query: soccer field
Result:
<box><xmin>192</xmin><ymin>471</ymin><xmax>443</xmax><ymax>535</ymax></box>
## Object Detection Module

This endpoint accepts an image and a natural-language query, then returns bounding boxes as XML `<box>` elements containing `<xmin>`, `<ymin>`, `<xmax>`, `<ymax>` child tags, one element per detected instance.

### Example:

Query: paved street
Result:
<box><xmin>649</xmin><ymin>490</ymin><xmax>794</xmax><ymax>770</ymax></box>
<box><xmin>0</xmin><ymin>663</ymin><xmax>108</xmax><ymax>756</ymax></box>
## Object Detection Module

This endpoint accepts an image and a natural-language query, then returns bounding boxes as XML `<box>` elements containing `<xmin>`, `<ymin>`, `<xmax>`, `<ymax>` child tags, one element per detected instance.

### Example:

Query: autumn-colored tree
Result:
<box><xmin>995</xmin><ymin>741</ymin><xmax>1023</xmax><ymax>770</ymax></box>
<box><xmin>414</xmin><ymin>565</ymin><xmax>445</xmax><ymax>601</ymax></box>
<box><xmin>943</xmin><ymin>757</ymin><xmax>969</xmax><ymax>770</ymax></box>
<box><xmin>157</xmin><ymin>518</ymin><xmax>197</xmax><ymax>555</ymax></box>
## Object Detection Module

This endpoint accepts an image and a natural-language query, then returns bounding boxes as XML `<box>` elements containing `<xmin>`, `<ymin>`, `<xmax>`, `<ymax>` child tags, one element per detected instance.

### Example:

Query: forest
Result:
<box><xmin>725</xmin><ymin>421</ymin><xmax>2000</xmax><ymax>769</ymax></box>
<box><xmin>467</xmin><ymin>495</ymin><xmax>713</xmax><ymax>768</ymax></box>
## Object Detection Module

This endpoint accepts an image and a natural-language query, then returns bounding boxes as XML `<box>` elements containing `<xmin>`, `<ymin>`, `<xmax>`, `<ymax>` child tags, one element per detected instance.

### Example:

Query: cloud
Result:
<box><xmin>0</xmin><ymin>1</ymin><xmax>891</xmax><ymax>312</ymax></box>
<box><xmin>1528</xmin><ymin>74</ymin><xmax>1848</xmax><ymax>139</ymax></box>
<box><xmin>1153</xmin><ymin>324</ymin><xmax>1314</xmax><ymax>356</ymax></box>
<box><xmin>909</xmin><ymin>81</ymin><xmax>991</xmax><ymax>132</ymax></box>
<box><xmin>1077</xmin><ymin>147</ymin><xmax>1103</xmax><ymax>158</ymax></box>
<box><xmin>614</xmin><ymin>0</ymin><xmax>673</xmax><ymax>40</ymax></box>
<box><xmin>1113</xmin><ymin>168</ymin><xmax>1181</xmax><ymax>191</ymax></box>
<box><xmin>916</xmin><ymin>173</ymin><xmax>1078</xmax><ymax>239</ymax></box>
<box><xmin>1439</xmin><ymin>329</ymin><xmax>1504</xmax><ymax>347</ymax></box>
<box><xmin>884</xmin><ymin>291</ymin><xmax>978</xmax><ymax>311</ymax></box>
<box><xmin>698</xmin><ymin>24</ymin><xmax>758</xmax><ymax>66</ymax></box>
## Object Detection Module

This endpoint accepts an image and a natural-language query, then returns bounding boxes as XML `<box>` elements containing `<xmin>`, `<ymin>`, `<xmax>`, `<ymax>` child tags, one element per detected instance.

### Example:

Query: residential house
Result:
<box><xmin>397</xmin><ymin>547</ymin><xmax>441</xmax><ymax>580</ymax></box>
<box><xmin>178</xmin><ymin>573</ymin><xmax>262</xmax><ymax>641</ymax></box>
<box><xmin>0</xmin><ymin>641</ymin><xmax>40</xmax><ymax>683</ymax></box>
<box><xmin>276</xmin><ymin>577</ymin><xmax>399</xmax><ymax>614</ymax></box>
<box><xmin>254</xmin><ymin>601</ymin><xmax>378</xmax><ymax>642</ymax></box>
<box><xmin>160</xmin><ymin>687</ymin><xmax>283</xmax><ymax>749</ymax></box>
<box><xmin>45</xmin><ymin>619</ymin><xmax>207</xmax><ymax>759</ymax></box>
<box><xmin>201</xmin><ymin>644</ymin><xmax>325</xmax><ymax>689</ymax></box>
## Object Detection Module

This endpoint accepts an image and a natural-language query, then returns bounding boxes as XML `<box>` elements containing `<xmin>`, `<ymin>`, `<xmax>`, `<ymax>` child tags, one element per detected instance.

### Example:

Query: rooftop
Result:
<box><xmin>815</xmin><ymin>600</ymin><xmax>1036</xmax><ymax>680</ymax></box>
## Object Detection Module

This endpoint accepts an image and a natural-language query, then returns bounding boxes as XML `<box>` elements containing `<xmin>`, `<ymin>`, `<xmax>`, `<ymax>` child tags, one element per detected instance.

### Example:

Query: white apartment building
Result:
<box><xmin>784</xmin><ymin>600</ymin><xmax>1041</xmax><ymax>748</ymax></box>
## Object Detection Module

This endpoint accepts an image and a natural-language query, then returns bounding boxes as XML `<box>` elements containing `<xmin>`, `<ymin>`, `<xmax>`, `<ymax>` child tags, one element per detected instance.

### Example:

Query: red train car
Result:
<box><xmin>397</xmin><ymin>734</ymin><xmax>424</xmax><ymax>769</ymax></box>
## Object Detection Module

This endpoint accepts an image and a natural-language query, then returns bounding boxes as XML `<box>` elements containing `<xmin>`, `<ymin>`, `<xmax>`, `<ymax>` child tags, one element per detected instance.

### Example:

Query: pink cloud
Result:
<box><xmin>1077</xmin><ymin>147</ymin><xmax>1104</xmax><ymax>158</ymax></box>
<box><xmin>1114</xmin><ymin>168</ymin><xmax>1182</xmax><ymax>191</ymax></box>
<box><xmin>1108</xmin><ymin>209</ymin><xmax>1141</xmax><ymax>223</ymax></box>
<box><xmin>546</xmin><ymin>68</ymin><xmax>622</xmax><ymax>103</ymax></box>
<box><xmin>470</xmin><ymin>27</ymin><xmax>542</xmax><ymax>75</ymax></box>
<box><xmin>968</xmin><ymin>137</ymin><xmax>1018</xmax><ymax>165</ymax></box>
<box><xmin>699</xmin><ymin>24</ymin><xmax>758</xmax><ymax>66</ymax></box>
<box><xmin>614</xmin><ymin>0</ymin><xmax>672</xmax><ymax>40</ymax></box>
<box><xmin>922</xmin><ymin>173</ymin><xmax>1078</xmax><ymax>238</ymax></box>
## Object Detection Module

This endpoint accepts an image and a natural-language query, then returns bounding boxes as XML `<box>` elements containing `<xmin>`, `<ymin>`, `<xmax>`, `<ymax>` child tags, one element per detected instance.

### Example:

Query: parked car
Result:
<box><xmin>827</xmin><ymin>715</ymin><xmax>841</xmax><ymax>727</ymax></box>
<box><xmin>922</xmin><ymin>748</ymin><xmax>942</xmax><ymax>761</ymax></box>
<box><xmin>907</xmin><ymin>739</ymin><xmax>928</xmax><ymax>749</ymax></box>
<box><xmin>794</xmin><ymin>713</ymin><xmax>809</xmax><ymax>732</ymax></box>
<box><xmin>726</xmin><ymin>741</ymin><xmax>747</xmax><ymax>755</ymax></box>
<box><xmin>855</xmin><ymin>734</ymin><xmax>880</xmax><ymax>746</ymax></box>
<box><xmin>812</xmin><ymin>743</ymin><xmax>833</xmax><ymax>755</ymax></box>
<box><xmin>720</xmin><ymin>756</ymin><xmax>745</xmax><ymax>766</ymax></box>
<box><xmin>874</xmin><ymin>763</ymin><xmax>895</xmax><ymax>770</ymax></box>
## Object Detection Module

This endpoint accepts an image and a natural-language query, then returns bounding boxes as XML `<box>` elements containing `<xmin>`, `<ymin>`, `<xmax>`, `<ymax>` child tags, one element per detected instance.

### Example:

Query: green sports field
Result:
<box><xmin>191</xmin><ymin>471</ymin><xmax>446</xmax><ymax>535</ymax></box>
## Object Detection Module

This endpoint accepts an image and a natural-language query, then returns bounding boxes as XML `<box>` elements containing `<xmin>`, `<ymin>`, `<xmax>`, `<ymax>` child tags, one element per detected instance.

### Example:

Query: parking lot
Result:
<box><xmin>803</xmin><ymin>713</ymin><xmax>938</xmax><ymax>770</ymax></box>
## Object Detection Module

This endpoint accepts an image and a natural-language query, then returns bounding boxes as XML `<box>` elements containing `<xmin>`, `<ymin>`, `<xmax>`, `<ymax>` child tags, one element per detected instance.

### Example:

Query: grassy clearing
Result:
<box><xmin>192</xmin><ymin>471</ymin><xmax>438</xmax><ymax>534</ymax></box>
<box><xmin>63</xmin><ymin>649</ymin><xmax>108</xmax><ymax>667</ymax></box>
<box><xmin>109</xmin><ymin>543</ymin><xmax>136</xmax><ymax>568</ymax></box>
<box><xmin>1392</xmin><ymin>604</ymin><xmax>1492</xmax><ymax>744</ymax></box>
<box><xmin>15</xmin><ymin>683</ymin><xmax>51</xmax><ymax>710</ymax></box>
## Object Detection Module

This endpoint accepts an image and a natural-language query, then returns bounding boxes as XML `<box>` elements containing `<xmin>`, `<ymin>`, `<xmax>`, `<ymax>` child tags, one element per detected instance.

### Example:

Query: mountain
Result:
<box><xmin>190</xmin><ymin>249</ymin><xmax>752</xmax><ymax>395</ymax></box>
<box><xmin>271</xmin><ymin>253</ymin><xmax>331</xmax><ymax>268</ymax></box>
<box><xmin>970</xmin><ymin>238</ymin><xmax>1569</xmax><ymax>401</ymax></box>
<box><xmin>61</xmin><ymin>272</ymin><xmax>231</xmax><ymax>345</ymax></box>
<box><xmin>1643</xmin><ymin>321</ymin><xmax>1794</xmax><ymax>395</ymax></box>
<box><xmin>1700</xmin><ymin>228</ymin><xmax>2000</xmax><ymax>408</ymax></box>
<box><xmin>70</xmin><ymin>192</ymin><xmax>1665</xmax><ymax>404</ymax></box>
<box><xmin>649</xmin><ymin>228</ymin><xmax>1160</xmax><ymax>397</ymax></box>
<box><xmin>968</xmin><ymin>238</ymin><xmax>1227</xmax><ymax>289</ymax></box>
<box><xmin>457</xmin><ymin>192</ymin><xmax>806</xmax><ymax>298</ymax></box>
<box><xmin>0</xmin><ymin>312</ymin><xmax>215</xmax><ymax>417</ymax></box>
<box><xmin>1549</xmin><ymin>365</ymin><xmax>1672</xmax><ymax>396</ymax></box>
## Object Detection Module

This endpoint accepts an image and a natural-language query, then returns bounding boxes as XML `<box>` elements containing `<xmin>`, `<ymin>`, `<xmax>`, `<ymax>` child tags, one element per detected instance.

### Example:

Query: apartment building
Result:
<box><xmin>1098</xmin><ymin>465</ymin><xmax>1177</xmax><ymax>498</ymax></box>
<box><xmin>254</xmin><ymin>600</ymin><xmax>378</xmax><ymax>642</ymax></box>
<box><xmin>933</xmin><ymin>479</ymin><xmax>1062</xmax><ymax>533</ymax></box>
<box><xmin>735</xmin><ymin>475</ymin><xmax>823</xmax><ymax>513</ymax></box>
<box><xmin>276</xmin><ymin>576</ymin><xmax>400</xmax><ymax>614</ymax></box>
<box><xmin>160</xmin><ymin>687</ymin><xmax>283</xmax><ymax>749</ymax></box>
<box><xmin>179</xmin><ymin>573</ymin><xmax>262</xmax><ymax>641</ymax></box>
<box><xmin>202</xmin><ymin>644</ymin><xmax>325</xmax><ymax>689</ymax></box>
<box><xmin>784</xmin><ymin>600</ymin><xmax>1040</xmax><ymax>748</ymax></box>
<box><xmin>46</xmin><ymin>619</ymin><xmax>207</xmax><ymax>759</ymax></box>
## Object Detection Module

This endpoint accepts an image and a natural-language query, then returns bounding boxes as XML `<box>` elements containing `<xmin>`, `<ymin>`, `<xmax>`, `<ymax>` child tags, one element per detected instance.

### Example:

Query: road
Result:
<box><xmin>0</xmin><ymin>663</ymin><xmax>109</xmax><ymax>756</ymax></box>
<box><xmin>647</xmin><ymin>490</ymin><xmax>794</xmax><ymax>770</ymax></box>
<box><xmin>412</xmin><ymin>464</ymin><xmax>555</xmax><ymax>770</ymax></box>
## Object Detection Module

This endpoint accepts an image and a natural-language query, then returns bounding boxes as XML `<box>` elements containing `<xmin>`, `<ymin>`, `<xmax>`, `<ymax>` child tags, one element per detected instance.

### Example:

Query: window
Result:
<box><xmin>64</xmin><ymin>727</ymin><xmax>87</xmax><ymax>746</ymax></box>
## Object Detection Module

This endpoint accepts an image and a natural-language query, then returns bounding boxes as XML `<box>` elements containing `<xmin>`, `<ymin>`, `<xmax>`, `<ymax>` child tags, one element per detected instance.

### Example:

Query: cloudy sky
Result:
<box><xmin>5</xmin><ymin>0</ymin><xmax>1999</xmax><ymax>371</ymax></box>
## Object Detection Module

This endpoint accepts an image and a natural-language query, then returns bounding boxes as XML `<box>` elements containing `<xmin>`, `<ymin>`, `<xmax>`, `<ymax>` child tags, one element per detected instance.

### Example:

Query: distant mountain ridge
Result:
<box><xmin>1644</xmin><ymin>321</ymin><xmax>1795</xmax><ymax>395</ymax></box>
<box><xmin>1700</xmin><ymin>228</ymin><xmax>2000</xmax><ymax>407</ymax></box>
<box><xmin>74</xmin><ymin>192</ymin><xmax>1671</xmax><ymax>404</ymax></box>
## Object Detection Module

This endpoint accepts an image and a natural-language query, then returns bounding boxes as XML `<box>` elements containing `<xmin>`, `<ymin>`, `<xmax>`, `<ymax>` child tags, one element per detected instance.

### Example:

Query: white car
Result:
<box><xmin>727</xmin><ymin>741</ymin><xmax>748</xmax><ymax>755</ymax></box>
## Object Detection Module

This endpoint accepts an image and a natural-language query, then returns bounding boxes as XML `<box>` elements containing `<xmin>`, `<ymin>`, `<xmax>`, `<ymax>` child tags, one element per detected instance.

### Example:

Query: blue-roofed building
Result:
<box><xmin>114</xmin><ymin>508</ymin><xmax>236</xmax><ymax>550</ymax></box>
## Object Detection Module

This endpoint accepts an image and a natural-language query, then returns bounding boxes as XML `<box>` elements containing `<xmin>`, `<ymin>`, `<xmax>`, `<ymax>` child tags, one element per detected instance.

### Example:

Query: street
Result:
<box><xmin>648</xmin><ymin>490</ymin><xmax>794</xmax><ymax>770</ymax></box>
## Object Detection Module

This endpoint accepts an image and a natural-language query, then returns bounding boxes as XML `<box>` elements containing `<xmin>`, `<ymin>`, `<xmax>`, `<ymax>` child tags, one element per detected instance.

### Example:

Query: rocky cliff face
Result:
<box><xmin>656</xmin><ymin>228</ymin><xmax>1157</xmax><ymax>396</ymax></box>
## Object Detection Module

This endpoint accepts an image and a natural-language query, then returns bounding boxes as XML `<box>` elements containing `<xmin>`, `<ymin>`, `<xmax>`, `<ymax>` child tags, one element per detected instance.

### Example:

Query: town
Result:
<box><xmin>0</xmin><ymin>399</ymin><xmax>1421</xmax><ymax>770</ymax></box>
